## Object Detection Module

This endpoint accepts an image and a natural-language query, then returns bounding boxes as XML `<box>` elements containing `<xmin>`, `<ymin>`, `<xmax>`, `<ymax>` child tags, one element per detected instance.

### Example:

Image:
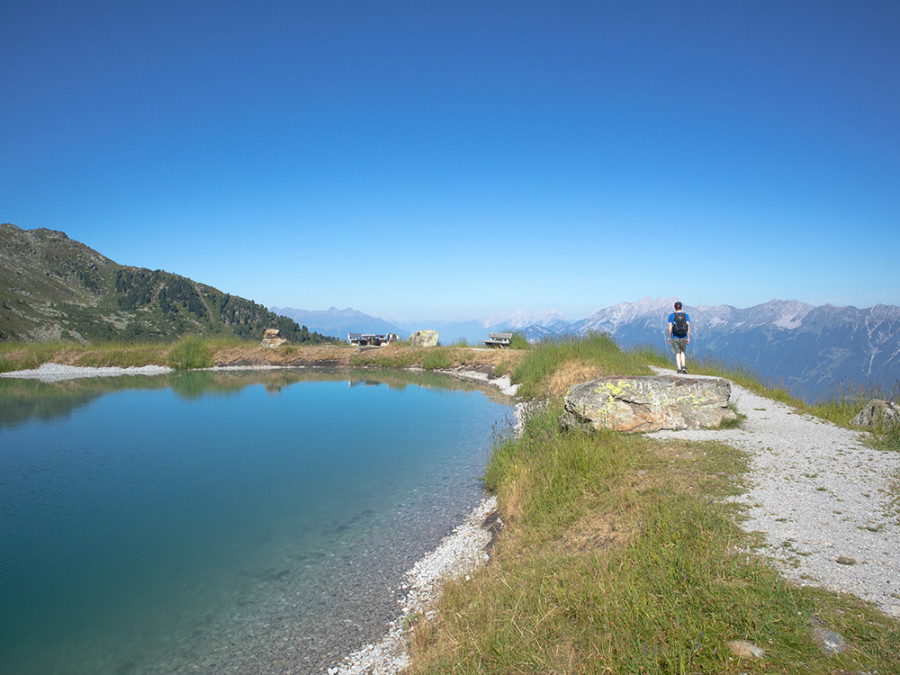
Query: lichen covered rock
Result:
<box><xmin>560</xmin><ymin>375</ymin><xmax>736</xmax><ymax>432</ymax></box>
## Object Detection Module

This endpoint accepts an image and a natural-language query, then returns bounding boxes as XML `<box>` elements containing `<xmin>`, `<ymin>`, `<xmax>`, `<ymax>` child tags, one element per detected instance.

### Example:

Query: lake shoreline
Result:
<box><xmin>326</xmin><ymin>370</ymin><xmax>521</xmax><ymax>675</ymax></box>
<box><xmin>3</xmin><ymin>361</ymin><xmax>519</xmax><ymax>675</ymax></box>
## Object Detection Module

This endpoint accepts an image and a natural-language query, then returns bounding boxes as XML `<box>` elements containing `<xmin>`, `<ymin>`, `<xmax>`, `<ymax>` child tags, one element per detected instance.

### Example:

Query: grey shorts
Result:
<box><xmin>670</xmin><ymin>337</ymin><xmax>688</xmax><ymax>354</ymax></box>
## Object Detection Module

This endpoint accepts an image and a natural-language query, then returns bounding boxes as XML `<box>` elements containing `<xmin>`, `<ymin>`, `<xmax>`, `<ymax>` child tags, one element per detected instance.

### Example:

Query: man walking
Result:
<box><xmin>667</xmin><ymin>301</ymin><xmax>691</xmax><ymax>374</ymax></box>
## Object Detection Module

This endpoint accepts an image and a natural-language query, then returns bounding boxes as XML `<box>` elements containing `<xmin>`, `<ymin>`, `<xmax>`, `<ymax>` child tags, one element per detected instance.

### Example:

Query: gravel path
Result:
<box><xmin>648</xmin><ymin>370</ymin><xmax>900</xmax><ymax>618</ymax></box>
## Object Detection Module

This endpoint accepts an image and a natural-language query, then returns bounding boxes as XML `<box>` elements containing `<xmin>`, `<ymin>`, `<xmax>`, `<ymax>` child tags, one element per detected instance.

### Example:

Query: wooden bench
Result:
<box><xmin>483</xmin><ymin>332</ymin><xmax>513</xmax><ymax>349</ymax></box>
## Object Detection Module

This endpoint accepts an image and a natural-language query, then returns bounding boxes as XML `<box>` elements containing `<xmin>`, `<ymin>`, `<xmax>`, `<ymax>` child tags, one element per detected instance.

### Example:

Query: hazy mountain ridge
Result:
<box><xmin>5</xmin><ymin>223</ymin><xmax>894</xmax><ymax>402</ymax></box>
<box><xmin>276</xmin><ymin>299</ymin><xmax>899</xmax><ymax>402</ymax></box>
<box><xmin>0</xmin><ymin>224</ymin><xmax>335</xmax><ymax>344</ymax></box>
<box><xmin>574</xmin><ymin>298</ymin><xmax>899</xmax><ymax>401</ymax></box>
<box><xmin>271</xmin><ymin>306</ymin><xmax>404</xmax><ymax>341</ymax></box>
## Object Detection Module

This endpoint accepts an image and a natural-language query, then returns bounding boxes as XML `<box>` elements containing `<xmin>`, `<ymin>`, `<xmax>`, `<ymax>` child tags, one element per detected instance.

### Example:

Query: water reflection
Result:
<box><xmin>0</xmin><ymin>367</ymin><xmax>512</xmax><ymax>674</ymax></box>
<box><xmin>0</xmin><ymin>367</ymin><xmax>510</xmax><ymax>428</ymax></box>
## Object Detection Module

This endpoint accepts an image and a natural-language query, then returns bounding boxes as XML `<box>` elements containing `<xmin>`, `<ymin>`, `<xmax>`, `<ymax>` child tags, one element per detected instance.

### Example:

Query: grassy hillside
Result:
<box><xmin>0</xmin><ymin>223</ymin><xmax>336</xmax><ymax>344</ymax></box>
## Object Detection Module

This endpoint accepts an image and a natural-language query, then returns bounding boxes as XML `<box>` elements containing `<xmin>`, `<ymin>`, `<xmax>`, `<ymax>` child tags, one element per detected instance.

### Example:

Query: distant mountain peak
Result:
<box><xmin>482</xmin><ymin>309</ymin><xmax>567</xmax><ymax>329</ymax></box>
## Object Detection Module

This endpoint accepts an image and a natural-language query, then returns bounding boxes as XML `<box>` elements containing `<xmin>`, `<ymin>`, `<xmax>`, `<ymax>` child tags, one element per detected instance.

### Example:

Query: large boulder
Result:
<box><xmin>260</xmin><ymin>328</ymin><xmax>287</xmax><ymax>348</ymax></box>
<box><xmin>408</xmin><ymin>329</ymin><xmax>439</xmax><ymax>347</ymax></box>
<box><xmin>851</xmin><ymin>399</ymin><xmax>900</xmax><ymax>429</ymax></box>
<box><xmin>560</xmin><ymin>375</ymin><xmax>736</xmax><ymax>432</ymax></box>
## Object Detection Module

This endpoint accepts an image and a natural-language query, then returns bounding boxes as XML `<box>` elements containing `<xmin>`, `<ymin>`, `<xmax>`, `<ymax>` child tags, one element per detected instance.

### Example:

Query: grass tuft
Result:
<box><xmin>166</xmin><ymin>336</ymin><xmax>214</xmax><ymax>370</ymax></box>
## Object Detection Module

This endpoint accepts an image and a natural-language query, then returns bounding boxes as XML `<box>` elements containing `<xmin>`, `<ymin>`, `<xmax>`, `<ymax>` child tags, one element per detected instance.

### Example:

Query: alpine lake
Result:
<box><xmin>0</xmin><ymin>368</ymin><xmax>513</xmax><ymax>675</ymax></box>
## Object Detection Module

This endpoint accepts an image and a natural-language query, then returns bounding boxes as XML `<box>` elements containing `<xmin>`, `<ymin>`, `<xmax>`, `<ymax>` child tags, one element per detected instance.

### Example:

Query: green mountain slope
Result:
<box><xmin>0</xmin><ymin>223</ymin><xmax>337</xmax><ymax>344</ymax></box>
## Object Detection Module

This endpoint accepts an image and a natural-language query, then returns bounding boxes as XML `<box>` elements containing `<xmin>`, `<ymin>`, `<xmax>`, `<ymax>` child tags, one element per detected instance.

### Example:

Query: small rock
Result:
<box><xmin>851</xmin><ymin>399</ymin><xmax>900</xmax><ymax>429</ymax></box>
<box><xmin>812</xmin><ymin>625</ymin><xmax>849</xmax><ymax>655</ymax></box>
<box><xmin>726</xmin><ymin>640</ymin><xmax>765</xmax><ymax>659</ymax></box>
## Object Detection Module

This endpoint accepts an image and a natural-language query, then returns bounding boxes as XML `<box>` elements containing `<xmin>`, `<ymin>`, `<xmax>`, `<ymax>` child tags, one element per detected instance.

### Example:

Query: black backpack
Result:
<box><xmin>672</xmin><ymin>312</ymin><xmax>688</xmax><ymax>337</ymax></box>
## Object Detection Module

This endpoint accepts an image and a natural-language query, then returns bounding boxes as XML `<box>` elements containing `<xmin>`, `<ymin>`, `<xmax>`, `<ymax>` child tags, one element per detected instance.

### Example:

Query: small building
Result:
<box><xmin>348</xmin><ymin>332</ymin><xmax>399</xmax><ymax>346</ymax></box>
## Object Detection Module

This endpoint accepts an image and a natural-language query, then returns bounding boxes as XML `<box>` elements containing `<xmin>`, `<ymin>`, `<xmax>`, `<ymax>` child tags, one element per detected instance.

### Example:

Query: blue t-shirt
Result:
<box><xmin>668</xmin><ymin>312</ymin><xmax>690</xmax><ymax>337</ymax></box>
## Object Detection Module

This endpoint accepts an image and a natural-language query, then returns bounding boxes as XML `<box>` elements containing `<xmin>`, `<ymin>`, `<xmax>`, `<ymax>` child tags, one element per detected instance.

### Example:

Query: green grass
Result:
<box><xmin>0</xmin><ymin>340</ymin><xmax>171</xmax><ymax>370</ymax></box>
<box><xmin>511</xmin><ymin>333</ymin><xmax>670</xmax><ymax>399</ymax></box>
<box><xmin>509</xmin><ymin>331</ymin><xmax>531</xmax><ymax>350</ymax></box>
<box><xmin>409</xmin><ymin>402</ymin><xmax>900</xmax><ymax>674</ymax></box>
<box><xmin>166</xmin><ymin>336</ymin><xmax>214</xmax><ymax>370</ymax></box>
<box><xmin>0</xmin><ymin>336</ymin><xmax>264</xmax><ymax>372</ymax></box>
<box><xmin>348</xmin><ymin>344</ymin><xmax>455</xmax><ymax>370</ymax></box>
<box><xmin>422</xmin><ymin>349</ymin><xmax>455</xmax><ymax>370</ymax></box>
<box><xmin>0</xmin><ymin>340</ymin><xmax>73</xmax><ymax>371</ymax></box>
<box><xmin>349</xmin><ymin>346</ymin><xmax>422</xmax><ymax>369</ymax></box>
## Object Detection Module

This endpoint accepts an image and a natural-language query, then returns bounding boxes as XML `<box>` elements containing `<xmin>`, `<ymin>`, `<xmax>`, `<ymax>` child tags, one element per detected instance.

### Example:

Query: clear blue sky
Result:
<box><xmin>2</xmin><ymin>1</ymin><xmax>898</xmax><ymax>320</ymax></box>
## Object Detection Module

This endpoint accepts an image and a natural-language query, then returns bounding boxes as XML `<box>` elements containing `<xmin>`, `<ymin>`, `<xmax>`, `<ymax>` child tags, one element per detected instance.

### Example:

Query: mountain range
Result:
<box><xmin>2</xmin><ymin>224</ymin><xmax>896</xmax><ymax>403</ymax></box>
<box><xmin>0</xmin><ymin>223</ymin><xmax>335</xmax><ymax>345</ymax></box>
<box><xmin>274</xmin><ymin>298</ymin><xmax>900</xmax><ymax>403</ymax></box>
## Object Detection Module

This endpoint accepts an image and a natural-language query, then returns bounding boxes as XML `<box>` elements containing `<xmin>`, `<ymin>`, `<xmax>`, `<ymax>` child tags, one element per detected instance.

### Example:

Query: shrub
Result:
<box><xmin>167</xmin><ymin>336</ymin><xmax>214</xmax><ymax>370</ymax></box>
<box><xmin>422</xmin><ymin>349</ymin><xmax>454</xmax><ymax>370</ymax></box>
<box><xmin>509</xmin><ymin>332</ymin><xmax>531</xmax><ymax>350</ymax></box>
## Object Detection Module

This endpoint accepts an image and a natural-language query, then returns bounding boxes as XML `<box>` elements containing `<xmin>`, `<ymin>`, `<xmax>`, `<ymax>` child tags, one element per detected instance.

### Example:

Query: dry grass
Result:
<box><xmin>558</xmin><ymin>509</ymin><xmax>632</xmax><ymax>553</ymax></box>
<box><xmin>546</xmin><ymin>360</ymin><xmax>606</xmax><ymax>398</ymax></box>
<box><xmin>0</xmin><ymin>340</ymin><xmax>527</xmax><ymax>373</ymax></box>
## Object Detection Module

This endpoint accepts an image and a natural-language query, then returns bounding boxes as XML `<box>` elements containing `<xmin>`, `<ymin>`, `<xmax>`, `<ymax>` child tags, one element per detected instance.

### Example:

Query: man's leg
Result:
<box><xmin>672</xmin><ymin>339</ymin><xmax>687</xmax><ymax>372</ymax></box>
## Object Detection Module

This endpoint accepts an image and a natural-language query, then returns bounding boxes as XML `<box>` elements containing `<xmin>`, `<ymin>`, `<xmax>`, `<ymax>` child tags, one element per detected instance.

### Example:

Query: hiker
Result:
<box><xmin>667</xmin><ymin>301</ymin><xmax>691</xmax><ymax>374</ymax></box>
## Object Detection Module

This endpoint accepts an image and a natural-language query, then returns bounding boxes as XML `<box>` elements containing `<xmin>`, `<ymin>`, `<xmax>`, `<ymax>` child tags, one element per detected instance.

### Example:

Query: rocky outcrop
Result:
<box><xmin>260</xmin><ymin>328</ymin><xmax>287</xmax><ymax>348</ymax></box>
<box><xmin>408</xmin><ymin>329</ymin><xmax>439</xmax><ymax>347</ymax></box>
<box><xmin>851</xmin><ymin>399</ymin><xmax>900</xmax><ymax>429</ymax></box>
<box><xmin>560</xmin><ymin>375</ymin><xmax>736</xmax><ymax>432</ymax></box>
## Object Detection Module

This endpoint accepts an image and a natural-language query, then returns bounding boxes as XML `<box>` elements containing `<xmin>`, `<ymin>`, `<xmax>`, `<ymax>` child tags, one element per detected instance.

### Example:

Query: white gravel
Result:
<box><xmin>647</xmin><ymin>369</ymin><xmax>900</xmax><ymax>618</ymax></box>
<box><xmin>327</xmin><ymin>496</ymin><xmax>499</xmax><ymax>675</ymax></box>
<box><xmin>0</xmin><ymin>362</ymin><xmax>173</xmax><ymax>381</ymax></box>
<box><xmin>438</xmin><ymin>368</ymin><xmax>520</xmax><ymax>397</ymax></box>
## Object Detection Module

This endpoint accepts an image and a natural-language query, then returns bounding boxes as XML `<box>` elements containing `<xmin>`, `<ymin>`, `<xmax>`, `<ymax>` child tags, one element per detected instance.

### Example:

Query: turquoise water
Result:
<box><xmin>0</xmin><ymin>369</ymin><xmax>511</xmax><ymax>674</ymax></box>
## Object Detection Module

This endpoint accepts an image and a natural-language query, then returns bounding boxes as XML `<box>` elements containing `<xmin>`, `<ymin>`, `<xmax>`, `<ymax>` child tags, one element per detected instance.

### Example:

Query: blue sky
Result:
<box><xmin>2</xmin><ymin>1</ymin><xmax>898</xmax><ymax>321</ymax></box>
